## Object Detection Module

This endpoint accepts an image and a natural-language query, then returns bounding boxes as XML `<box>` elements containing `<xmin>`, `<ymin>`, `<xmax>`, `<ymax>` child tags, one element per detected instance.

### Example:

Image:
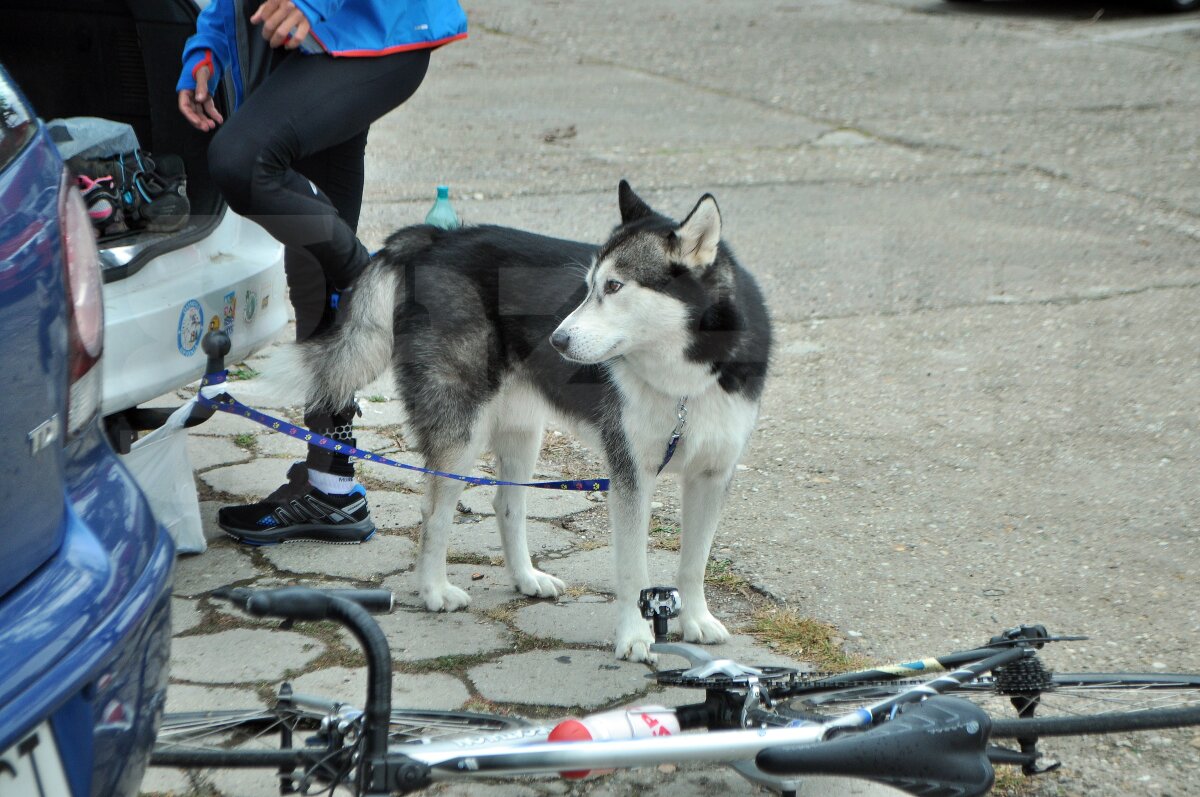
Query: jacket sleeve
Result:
<box><xmin>290</xmin><ymin>0</ymin><xmax>348</xmax><ymax>24</ymax></box>
<box><xmin>175</xmin><ymin>0</ymin><xmax>234</xmax><ymax>95</ymax></box>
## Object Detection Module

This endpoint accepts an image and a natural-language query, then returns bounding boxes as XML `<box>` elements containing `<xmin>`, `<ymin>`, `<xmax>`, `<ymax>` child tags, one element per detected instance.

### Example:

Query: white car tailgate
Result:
<box><xmin>101</xmin><ymin>212</ymin><xmax>289</xmax><ymax>416</ymax></box>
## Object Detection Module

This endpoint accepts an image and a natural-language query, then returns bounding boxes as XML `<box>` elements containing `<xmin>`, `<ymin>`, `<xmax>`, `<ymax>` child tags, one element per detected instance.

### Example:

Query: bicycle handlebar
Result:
<box><xmin>209</xmin><ymin>585</ymin><xmax>423</xmax><ymax>792</ymax></box>
<box><xmin>212</xmin><ymin>585</ymin><xmax>395</xmax><ymax>617</ymax></box>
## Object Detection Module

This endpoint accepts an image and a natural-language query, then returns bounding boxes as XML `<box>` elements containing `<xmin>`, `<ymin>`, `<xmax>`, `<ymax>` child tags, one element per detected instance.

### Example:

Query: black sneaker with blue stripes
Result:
<box><xmin>217</xmin><ymin>463</ymin><xmax>376</xmax><ymax>545</ymax></box>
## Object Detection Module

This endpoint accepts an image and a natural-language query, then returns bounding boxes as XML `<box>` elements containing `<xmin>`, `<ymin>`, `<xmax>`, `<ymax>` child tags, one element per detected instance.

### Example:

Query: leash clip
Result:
<box><xmin>671</xmin><ymin>397</ymin><xmax>689</xmax><ymax>439</ymax></box>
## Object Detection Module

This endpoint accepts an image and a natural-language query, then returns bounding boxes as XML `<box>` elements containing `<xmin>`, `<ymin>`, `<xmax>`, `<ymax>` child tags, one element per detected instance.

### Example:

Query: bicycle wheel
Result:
<box><xmin>152</xmin><ymin>706</ymin><xmax>529</xmax><ymax>768</ymax></box>
<box><xmin>778</xmin><ymin>671</ymin><xmax>1200</xmax><ymax>737</ymax></box>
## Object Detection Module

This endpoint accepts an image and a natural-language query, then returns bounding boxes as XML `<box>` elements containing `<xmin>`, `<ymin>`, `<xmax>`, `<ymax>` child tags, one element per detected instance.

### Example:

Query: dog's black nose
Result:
<box><xmin>550</xmin><ymin>330</ymin><xmax>570</xmax><ymax>352</ymax></box>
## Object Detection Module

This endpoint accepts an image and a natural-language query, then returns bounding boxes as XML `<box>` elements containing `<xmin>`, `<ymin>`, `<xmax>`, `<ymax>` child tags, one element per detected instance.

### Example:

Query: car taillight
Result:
<box><xmin>59</xmin><ymin>172</ymin><xmax>104</xmax><ymax>438</ymax></box>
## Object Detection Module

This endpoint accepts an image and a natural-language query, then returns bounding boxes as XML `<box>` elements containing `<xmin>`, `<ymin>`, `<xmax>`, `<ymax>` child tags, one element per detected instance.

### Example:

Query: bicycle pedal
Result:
<box><xmin>639</xmin><ymin>586</ymin><xmax>681</xmax><ymax>643</ymax></box>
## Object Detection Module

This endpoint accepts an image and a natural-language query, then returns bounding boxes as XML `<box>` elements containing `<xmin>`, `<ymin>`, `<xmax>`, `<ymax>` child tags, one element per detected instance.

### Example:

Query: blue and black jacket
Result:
<box><xmin>176</xmin><ymin>0</ymin><xmax>468</xmax><ymax>108</ymax></box>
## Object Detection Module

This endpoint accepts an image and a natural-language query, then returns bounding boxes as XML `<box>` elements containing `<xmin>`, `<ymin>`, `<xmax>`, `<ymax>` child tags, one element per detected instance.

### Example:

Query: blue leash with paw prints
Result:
<box><xmin>197</xmin><ymin>369</ymin><xmax>689</xmax><ymax>492</ymax></box>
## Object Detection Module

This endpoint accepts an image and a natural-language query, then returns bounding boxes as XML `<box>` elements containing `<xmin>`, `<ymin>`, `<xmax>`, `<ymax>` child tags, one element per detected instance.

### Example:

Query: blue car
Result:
<box><xmin>0</xmin><ymin>65</ymin><xmax>174</xmax><ymax>797</ymax></box>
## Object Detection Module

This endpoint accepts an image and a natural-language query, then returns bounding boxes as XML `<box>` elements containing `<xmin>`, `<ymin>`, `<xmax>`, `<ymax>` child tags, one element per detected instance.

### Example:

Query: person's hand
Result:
<box><xmin>177</xmin><ymin>65</ymin><xmax>224</xmax><ymax>132</ymax></box>
<box><xmin>251</xmin><ymin>0</ymin><xmax>312</xmax><ymax>50</ymax></box>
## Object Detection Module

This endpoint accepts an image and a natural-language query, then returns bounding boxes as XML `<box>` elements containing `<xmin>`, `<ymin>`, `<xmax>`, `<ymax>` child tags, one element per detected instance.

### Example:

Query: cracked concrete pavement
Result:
<box><xmin>142</xmin><ymin>1</ymin><xmax>1200</xmax><ymax>795</ymax></box>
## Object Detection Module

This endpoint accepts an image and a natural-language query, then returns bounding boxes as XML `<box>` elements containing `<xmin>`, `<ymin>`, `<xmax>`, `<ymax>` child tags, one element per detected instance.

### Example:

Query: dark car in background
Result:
<box><xmin>0</xmin><ymin>64</ymin><xmax>173</xmax><ymax>797</ymax></box>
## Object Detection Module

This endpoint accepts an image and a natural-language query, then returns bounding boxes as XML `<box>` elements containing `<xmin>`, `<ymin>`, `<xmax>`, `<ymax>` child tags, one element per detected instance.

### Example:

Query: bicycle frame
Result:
<box><xmin>395</xmin><ymin>646</ymin><xmax>1025</xmax><ymax>781</ymax></box>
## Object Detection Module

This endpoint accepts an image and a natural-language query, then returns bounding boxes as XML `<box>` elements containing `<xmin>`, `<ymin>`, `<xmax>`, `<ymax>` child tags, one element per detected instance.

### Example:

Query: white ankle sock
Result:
<box><xmin>308</xmin><ymin>469</ymin><xmax>357</xmax><ymax>495</ymax></box>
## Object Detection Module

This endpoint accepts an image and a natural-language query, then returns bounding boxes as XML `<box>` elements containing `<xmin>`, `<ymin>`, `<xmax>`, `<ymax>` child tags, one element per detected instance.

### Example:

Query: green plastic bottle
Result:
<box><xmin>424</xmin><ymin>185</ymin><xmax>461</xmax><ymax>230</ymax></box>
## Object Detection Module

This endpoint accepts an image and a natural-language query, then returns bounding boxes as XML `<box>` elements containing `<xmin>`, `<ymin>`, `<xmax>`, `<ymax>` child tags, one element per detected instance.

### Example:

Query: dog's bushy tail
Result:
<box><xmin>297</xmin><ymin>226</ymin><xmax>436</xmax><ymax>411</ymax></box>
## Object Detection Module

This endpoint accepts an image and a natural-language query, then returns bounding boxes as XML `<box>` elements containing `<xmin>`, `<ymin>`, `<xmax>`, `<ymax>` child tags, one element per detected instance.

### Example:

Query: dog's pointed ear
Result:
<box><xmin>673</xmin><ymin>194</ymin><xmax>722</xmax><ymax>269</ymax></box>
<box><xmin>618</xmin><ymin>180</ymin><xmax>654</xmax><ymax>224</ymax></box>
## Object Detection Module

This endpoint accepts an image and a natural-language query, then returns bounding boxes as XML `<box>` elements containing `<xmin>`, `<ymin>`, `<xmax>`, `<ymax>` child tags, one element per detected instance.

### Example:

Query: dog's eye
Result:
<box><xmin>604</xmin><ymin>279</ymin><xmax>623</xmax><ymax>295</ymax></box>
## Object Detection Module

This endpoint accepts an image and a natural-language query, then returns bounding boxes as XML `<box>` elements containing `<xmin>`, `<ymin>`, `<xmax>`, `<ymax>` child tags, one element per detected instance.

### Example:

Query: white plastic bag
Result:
<box><xmin>122</xmin><ymin>399</ymin><xmax>206</xmax><ymax>554</ymax></box>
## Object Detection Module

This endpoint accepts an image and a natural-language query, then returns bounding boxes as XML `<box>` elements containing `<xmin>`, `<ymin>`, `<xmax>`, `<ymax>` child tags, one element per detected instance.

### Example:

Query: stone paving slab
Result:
<box><xmin>345</xmin><ymin>610</ymin><xmax>512</xmax><ymax>664</ymax></box>
<box><xmin>424</xmin><ymin>781</ymin><xmax>544</xmax><ymax>797</ymax></box>
<box><xmin>170</xmin><ymin>598</ymin><xmax>203</xmax><ymax>634</ymax></box>
<box><xmin>245</xmin><ymin>431</ymin><xmax>306</xmax><ymax>459</ymax></box>
<box><xmin>189</xmin><ymin>407</ymin><xmax>280</xmax><ymax>438</ymax></box>
<box><xmin>391</xmin><ymin>672</ymin><xmax>474</xmax><ymax>713</ymax></box>
<box><xmin>288</xmin><ymin>667</ymin><xmax>471</xmax><ymax>712</ymax></box>
<box><xmin>170</xmin><ymin>628</ymin><xmax>325</xmax><ymax>684</ymax></box>
<box><xmin>448</xmin><ymin>516</ymin><xmax>577</xmax><ymax>559</ymax></box>
<box><xmin>356</xmin><ymin>455</ymin><xmax>427</xmax><ymax>492</ymax></box>
<box><xmin>368</xmin><ymin>489</ymin><xmax>424</xmax><ymax>530</ymax></box>
<box><xmin>468</xmin><ymin>650</ymin><xmax>650</xmax><ymax>709</ymax></box>
<box><xmin>163</xmin><ymin>684</ymin><xmax>263</xmax><ymax>714</ymax></box>
<box><xmin>355</xmin><ymin>400</ymin><xmax>406</xmax><ymax>429</ymax></box>
<box><xmin>384</xmin><ymin>564</ymin><xmax>532</xmax><ymax>614</ymax></box>
<box><xmin>534</xmin><ymin>546</ymin><xmax>681</xmax><ymax>595</ymax></box>
<box><xmin>592</xmin><ymin>768</ymin><xmax>897</xmax><ymax>797</ymax></box>
<box><xmin>197</xmin><ymin>501</ymin><xmax>229</xmax><ymax>544</ymax></box>
<box><xmin>172</xmin><ymin>547</ymin><xmax>258</xmax><ymax>597</ymax></box>
<box><xmin>258</xmin><ymin>532</ymin><xmax>415</xmax><ymax>580</ymax></box>
<box><xmin>137</xmin><ymin>766</ymin><xmax>193</xmax><ymax>796</ymax></box>
<box><xmin>186</xmin><ymin>435</ymin><xmax>251</xmax><ymax>472</ymax></box>
<box><xmin>459</xmin><ymin>484</ymin><xmax>600</xmax><ymax>520</ymax></box>
<box><xmin>200</xmin><ymin>462</ymin><xmax>303</xmax><ymax>499</ymax></box>
<box><xmin>513</xmin><ymin>599</ymin><xmax>615</xmax><ymax>647</ymax></box>
<box><xmin>206</xmin><ymin>766</ymin><xmax>282</xmax><ymax>797</ymax></box>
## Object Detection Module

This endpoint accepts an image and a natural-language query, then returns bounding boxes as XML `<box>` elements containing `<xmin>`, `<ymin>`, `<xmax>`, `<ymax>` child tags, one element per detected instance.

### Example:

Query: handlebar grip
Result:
<box><xmin>227</xmin><ymin>586</ymin><xmax>394</xmax><ymax>619</ymax></box>
<box><xmin>246</xmin><ymin>587</ymin><xmax>334</xmax><ymax>620</ymax></box>
<box><xmin>324</xmin><ymin>589</ymin><xmax>395</xmax><ymax>614</ymax></box>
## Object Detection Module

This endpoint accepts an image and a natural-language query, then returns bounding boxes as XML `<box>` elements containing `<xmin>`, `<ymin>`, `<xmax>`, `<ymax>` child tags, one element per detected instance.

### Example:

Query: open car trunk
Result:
<box><xmin>0</xmin><ymin>0</ymin><xmax>226</xmax><ymax>282</ymax></box>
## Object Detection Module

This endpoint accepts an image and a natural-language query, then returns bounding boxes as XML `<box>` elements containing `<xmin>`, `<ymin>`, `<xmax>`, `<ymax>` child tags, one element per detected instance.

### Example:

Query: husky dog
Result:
<box><xmin>299</xmin><ymin>181</ymin><xmax>771</xmax><ymax>661</ymax></box>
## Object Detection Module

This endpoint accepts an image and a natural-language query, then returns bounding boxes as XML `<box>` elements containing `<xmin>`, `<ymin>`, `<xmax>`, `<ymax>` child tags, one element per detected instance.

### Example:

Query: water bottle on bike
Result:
<box><xmin>548</xmin><ymin>705</ymin><xmax>681</xmax><ymax>779</ymax></box>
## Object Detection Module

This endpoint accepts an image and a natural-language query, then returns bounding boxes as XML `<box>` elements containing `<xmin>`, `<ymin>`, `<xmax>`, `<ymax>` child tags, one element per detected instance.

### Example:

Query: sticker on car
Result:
<box><xmin>244</xmin><ymin>289</ymin><xmax>258</xmax><ymax>323</ymax></box>
<box><xmin>222</xmin><ymin>291</ymin><xmax>237</xmax><ymax>335</ymax></box>
<box><xmin>177</xmin><ymin>298</ymin><xmax>204</xmax><ymax>357</ymax></box>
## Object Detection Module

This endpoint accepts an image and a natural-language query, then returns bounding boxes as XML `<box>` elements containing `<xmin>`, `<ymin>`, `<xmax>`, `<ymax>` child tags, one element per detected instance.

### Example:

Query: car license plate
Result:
<box><xmin>0</xmin><ymin>722</ymin><xmax>73</xmax><ymax>796</ymax></box>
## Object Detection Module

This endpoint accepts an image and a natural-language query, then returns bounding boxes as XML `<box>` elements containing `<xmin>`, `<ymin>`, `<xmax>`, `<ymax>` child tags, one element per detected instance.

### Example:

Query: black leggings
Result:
<box><xmin>208</xmin><ymin>47</ymin><xmax>429</xmax><ymax>322</ymax></box>
<box><xmin>208</xmin><ymin>48</ymin><xmax>430</xmax><ymax>476</ymax></box>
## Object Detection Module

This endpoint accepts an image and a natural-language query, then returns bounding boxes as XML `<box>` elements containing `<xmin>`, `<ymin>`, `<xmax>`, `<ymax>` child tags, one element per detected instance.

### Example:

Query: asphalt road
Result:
<box><xmin>368</xmin><ymin>0</ymin><xmax>1199</xmax><ymax>664</ymax></box>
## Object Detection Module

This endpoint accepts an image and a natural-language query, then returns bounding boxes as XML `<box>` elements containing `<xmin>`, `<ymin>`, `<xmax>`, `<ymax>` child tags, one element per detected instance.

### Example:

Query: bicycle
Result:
<box><xmin>147</xmin><ymin>585</ymin><xmax>1200</xmax><ymax>797</ymax></box>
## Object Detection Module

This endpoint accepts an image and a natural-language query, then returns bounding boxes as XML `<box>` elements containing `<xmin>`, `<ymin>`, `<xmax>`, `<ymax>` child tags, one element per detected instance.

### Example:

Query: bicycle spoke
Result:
<box><xmin>154</xmin><ymin>709</ymin><xmax>317</xmax><ymax>751</ymax></box>
<box><xmin>784</xmin><ymin>673</ymin><xmax>1200</xmax><ymax>725</ymax></box>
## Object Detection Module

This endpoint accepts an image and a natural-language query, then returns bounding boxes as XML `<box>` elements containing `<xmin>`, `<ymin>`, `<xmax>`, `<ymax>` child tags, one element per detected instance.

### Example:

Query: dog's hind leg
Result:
<box><xmin>676</xmin><ymin>467</ymin><xmax>735</xmax><ymax>644</ymax></box>
<box><xmin>416</xmin><ymin>439</ymin><xmax>485</xmax><ymax>612</ymax></box>
<box><xmin>491</xmin><ymin>418</ymin><xmax>566</xmax><ymax>600</ymax></box>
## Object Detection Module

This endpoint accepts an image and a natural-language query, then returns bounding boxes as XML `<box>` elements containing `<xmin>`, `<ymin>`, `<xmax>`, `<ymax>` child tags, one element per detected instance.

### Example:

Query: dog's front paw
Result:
<box><xmin>512</xmin><ymin>568</ymin><xmax>567</xmax><ymax>599</ymax></box>
<box><xmin>614</xmin><ymin>612</ymin><xmax>656</xmax><ymax>663</ymax></box>
<box><xmin>680</xmin><ymin>609</ymin><xmax>730</xmax><ymax>645</ymax></box>
<box><xmin>420</xmin><ymin>581</ymin><xmax>471</xmax><ymax>612</ymax></box>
